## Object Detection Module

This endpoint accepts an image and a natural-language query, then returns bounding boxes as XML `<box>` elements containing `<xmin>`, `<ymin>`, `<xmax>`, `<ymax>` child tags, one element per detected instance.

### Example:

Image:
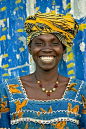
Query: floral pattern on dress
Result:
<box><xmin>7</xmin><ymin>84</ymin><xmax>22</xmax><ymax>94</ymax></box>
<box><xmin>52</xmin><ymin>121</ymin><xmax>67</xmax><ymax>129</ymax></box>
<box><xmin>37</xmin><ymin>106</ymin><xmax>53</xmax><ymax>116</ymax></box>
<box><xmin>13</xmin><ymin>100</ymin><xmax>28</xmax><ymax>120</ymax></box>
<box><xmin>67</xmin><ymin>103</ymin><xmax>79</xmax><ymax>116</ymax></box>
<box><xmin>0</xmin><ymin>97</ymin><xmax>10</xmax><ymax>119</ymax></box>
<box><xmin>67</xmin><ymin>83</ymin><xmax>77</xmax><ymax>92</ymax></box>
<box><xmin>81</xmin><ymin>94</ymin><xmax>86</xmax><ymax>114</ymax></box>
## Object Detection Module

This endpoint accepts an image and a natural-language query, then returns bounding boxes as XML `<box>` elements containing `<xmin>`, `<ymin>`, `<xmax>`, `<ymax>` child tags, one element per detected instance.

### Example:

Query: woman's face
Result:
<box><xmin>29</xmin><ymin>34</ymin><xmax>65</xmax><ymax>71</ymax></box>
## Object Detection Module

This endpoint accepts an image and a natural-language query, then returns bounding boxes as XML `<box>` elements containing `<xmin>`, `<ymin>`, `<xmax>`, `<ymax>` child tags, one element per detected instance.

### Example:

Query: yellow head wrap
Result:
<box><xmin>24</xmin><ymin>11</ymin><xmax>79</xmax><ymax>47</ymax></box>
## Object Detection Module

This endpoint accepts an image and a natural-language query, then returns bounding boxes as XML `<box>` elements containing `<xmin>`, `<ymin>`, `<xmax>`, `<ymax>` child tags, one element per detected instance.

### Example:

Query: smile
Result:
<box><xmin>39</xmin><ymin>56</ymin><xmax>55</xmax><ymax>63</ymax></box>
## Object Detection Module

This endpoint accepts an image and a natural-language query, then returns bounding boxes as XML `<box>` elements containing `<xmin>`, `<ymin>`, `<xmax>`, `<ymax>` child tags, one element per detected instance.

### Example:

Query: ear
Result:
<box><xmin>62</xmin><ymin>48</ymin><xmax>66</xmax><ymax>55</ymax></box>
<box><xmin>28</xmin><ymin>44</ymin><xmax>32</xmax><ymax>54</ymax></box>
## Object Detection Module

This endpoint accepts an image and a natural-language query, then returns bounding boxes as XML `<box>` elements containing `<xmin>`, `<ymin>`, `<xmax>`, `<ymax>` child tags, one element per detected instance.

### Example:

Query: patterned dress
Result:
<box><xmin>0</xmin><ymin>77</ymin><xmax>86</xmax><ymax>129</ymax></box>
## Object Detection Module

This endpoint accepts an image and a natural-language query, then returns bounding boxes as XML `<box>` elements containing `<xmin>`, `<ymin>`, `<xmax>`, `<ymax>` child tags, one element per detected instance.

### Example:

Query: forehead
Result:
<box><xmin>32</xmin><ymin>34</ymin><xmax>61</xmax><ymax>42</ymax></box>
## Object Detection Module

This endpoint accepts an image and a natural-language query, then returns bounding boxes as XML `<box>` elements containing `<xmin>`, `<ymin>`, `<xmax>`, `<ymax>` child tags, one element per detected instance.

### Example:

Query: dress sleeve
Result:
<box><xmin>79</xmin><ymin>81</ymin><xmax>86</xmax><ymax>129</ymax></box>
<box><xmin>0</xmin><ymin>82</ymin><xmax>11</xmax><ymax>128</ymax></box>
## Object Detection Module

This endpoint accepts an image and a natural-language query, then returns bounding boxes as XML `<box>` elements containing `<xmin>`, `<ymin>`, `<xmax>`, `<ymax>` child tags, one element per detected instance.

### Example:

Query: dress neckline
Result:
<box><xmin>18</xmin><ymin>76</ymin><xmax>72</xmax><ymax>102</ymax></box>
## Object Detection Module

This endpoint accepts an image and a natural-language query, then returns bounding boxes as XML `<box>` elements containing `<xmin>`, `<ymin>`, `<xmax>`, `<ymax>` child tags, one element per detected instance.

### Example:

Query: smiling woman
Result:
<box><xmin>29</xmin><ymin>34</ymin><xmax>65</xmax><ymax>72</ymax></box>
<box><xmin>0</xmin><ymin>12</ymin><xmax>86</xmax><ymax>129</ymax></box>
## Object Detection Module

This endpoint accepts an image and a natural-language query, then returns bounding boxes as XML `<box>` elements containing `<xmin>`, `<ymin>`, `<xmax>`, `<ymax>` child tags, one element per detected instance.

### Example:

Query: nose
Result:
<box><xmin>42</xmin><ymin>45</ymin><xmax>53</xmax><ymax>53</ymax></box>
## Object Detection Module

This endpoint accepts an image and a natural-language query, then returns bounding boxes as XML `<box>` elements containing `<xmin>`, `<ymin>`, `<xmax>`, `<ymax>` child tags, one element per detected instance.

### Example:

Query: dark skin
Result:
<box><xmin>20</xmin><ymin>34</ymin><xmax>69</xmax><ymax>100</ymax></box>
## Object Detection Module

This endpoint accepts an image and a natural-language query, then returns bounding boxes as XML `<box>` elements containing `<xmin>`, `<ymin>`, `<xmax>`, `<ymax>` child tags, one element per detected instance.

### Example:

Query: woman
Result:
<box><xmin>0</xmin><ymin>12</ymin><xmax>86</xmax><ymax>129</ymax></box>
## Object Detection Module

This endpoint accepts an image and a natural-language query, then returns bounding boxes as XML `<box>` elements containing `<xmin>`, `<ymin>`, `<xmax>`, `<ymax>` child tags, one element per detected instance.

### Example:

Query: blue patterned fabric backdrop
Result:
<box><xmin>0</xmin><ymin>0</ymin><xmax>86</xmax><ymax>83</ymax></box>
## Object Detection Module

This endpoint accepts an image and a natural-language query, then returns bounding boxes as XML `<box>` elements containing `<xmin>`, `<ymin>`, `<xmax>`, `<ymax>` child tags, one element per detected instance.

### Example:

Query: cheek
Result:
<box><xmin>31</xmin><ymin>47</ymin><xmax>41</xmax><ymax>58</ymax></box>
<box><xmin>55</xmin><ymin>47</ymin><xmax>63</xmax><ymax>55</ymax></box>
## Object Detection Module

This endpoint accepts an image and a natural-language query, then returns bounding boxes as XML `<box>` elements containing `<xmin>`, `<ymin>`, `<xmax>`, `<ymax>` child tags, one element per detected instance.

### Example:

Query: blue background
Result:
<box><xmin>0</xmin><ymin>0</ymin><xmax>86</xmax><ymax>83</ymax></box>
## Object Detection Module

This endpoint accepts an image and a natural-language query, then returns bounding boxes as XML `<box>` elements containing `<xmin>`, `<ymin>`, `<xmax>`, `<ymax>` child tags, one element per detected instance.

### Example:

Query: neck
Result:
<box><xmin>35</xmin><ymin>66</ymin><xmax>59</xmax><ymax>83</ymax></box>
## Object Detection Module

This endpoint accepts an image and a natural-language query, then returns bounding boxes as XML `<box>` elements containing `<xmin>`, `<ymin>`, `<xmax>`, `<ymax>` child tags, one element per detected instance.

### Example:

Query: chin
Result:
<box><xmin>34</xmin><ymin>57</ymin><xmax>59</xmax><ymax>71</ymax></box>
<box><xmin>38</xmin><ymin>64</ymin><xmax>57</xmax><ymax>71</ymax></box>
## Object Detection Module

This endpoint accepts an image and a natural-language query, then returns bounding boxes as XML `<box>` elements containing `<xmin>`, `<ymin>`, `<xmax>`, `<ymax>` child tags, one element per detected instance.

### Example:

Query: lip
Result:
<box><xmin>39</xmin><ymin>56</ymin><xmax>55</xmax><ymax>63</ymax></box>
<box><xmin>39</xmin><ymin>55</ymin><xmax>56</xmax><ymax>57</ymax></box>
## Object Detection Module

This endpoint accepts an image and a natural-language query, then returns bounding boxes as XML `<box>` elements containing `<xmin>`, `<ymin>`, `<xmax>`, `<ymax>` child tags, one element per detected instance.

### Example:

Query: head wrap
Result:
<box><xmin>24</xmin><ymin>11</ymin><xmax>79</xmax><ymax>47</ymax></box>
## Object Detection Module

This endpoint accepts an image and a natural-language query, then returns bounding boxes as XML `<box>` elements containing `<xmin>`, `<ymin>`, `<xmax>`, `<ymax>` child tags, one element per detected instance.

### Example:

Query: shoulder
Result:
<box><xmin>59</xmin><ymin>75</ymin><xmax>70</xmax><ymax>84</ymax></box>
<box><xmin>0</xmin><ymin>77</ymin><xmax>20</xmax><ymax>93</ymax></box>
<box><xmin>20</xmin><ymin>73</ymin><xmax>35</xmax><ymax>82</ymax></box>
<box><xmin>0</xmin><ymin>76</ymin><xmax>26</xmax><ymax>101</ymax></box>
<box><xmin>70</xmin><ymin>78</ymin><xmax>86</xmax><ymax>92</ymax></box>
<box><xmin>0</xmin><ymin>81</ymin><xmax>6</xmax><ymax>94</ymax></box>
<box><xmin>71</xmin><ymin>78</ymin><xmax>86</xmax><ymax>87</ymax></box>
<box><xmin>71</xmin><ymin>78</ymin><xmax>86</xmax><ymax>100</ymax></box>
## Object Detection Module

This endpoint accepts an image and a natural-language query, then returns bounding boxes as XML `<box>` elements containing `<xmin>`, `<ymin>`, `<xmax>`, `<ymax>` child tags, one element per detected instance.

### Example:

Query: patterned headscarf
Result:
<box><xmin>24</xmin><ymin>11</ymin><xmax>79</xmax><ymax>47</ymax></box>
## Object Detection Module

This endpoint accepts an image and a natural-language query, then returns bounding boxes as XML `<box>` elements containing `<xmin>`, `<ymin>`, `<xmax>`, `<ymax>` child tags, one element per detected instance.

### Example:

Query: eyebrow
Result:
<box><xmin>34</xmin><ymin>38</ymin><xmax>44</xmax><ymax>42</ymax></box>
<box><xmin>34</xmin><ymin>37</ymin><xmax>59</xmax><ymax>42</ymax></box>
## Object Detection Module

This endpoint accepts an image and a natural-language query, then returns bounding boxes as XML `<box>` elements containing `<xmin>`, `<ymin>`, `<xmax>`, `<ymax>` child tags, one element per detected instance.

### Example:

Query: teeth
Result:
<box><xmin>40</xmin><ymin>56</ymin><xmax>54</xmax><ymax>62</ymax></box>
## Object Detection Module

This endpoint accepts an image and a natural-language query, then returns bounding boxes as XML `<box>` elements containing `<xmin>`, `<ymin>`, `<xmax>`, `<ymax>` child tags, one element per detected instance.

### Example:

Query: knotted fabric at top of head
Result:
<box><xmin>24</xmin><ymin>11</ymin><xmax>79</xmax><ymax>47</ymax></box>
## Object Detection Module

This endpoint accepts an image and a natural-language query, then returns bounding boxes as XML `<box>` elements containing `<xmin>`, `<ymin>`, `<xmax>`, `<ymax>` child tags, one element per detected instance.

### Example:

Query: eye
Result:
<box><xmin>51</xmin><ymin>42</ymin><xmax>59</xmax><ymax>46</ymax></box>
<box><xmin>35</xmin><ymin>42</ymin><xmax>43</xmax><ymax>46</ymax></box>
